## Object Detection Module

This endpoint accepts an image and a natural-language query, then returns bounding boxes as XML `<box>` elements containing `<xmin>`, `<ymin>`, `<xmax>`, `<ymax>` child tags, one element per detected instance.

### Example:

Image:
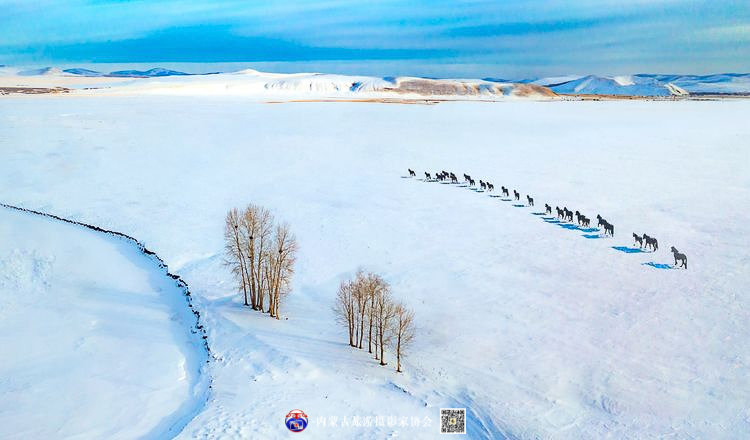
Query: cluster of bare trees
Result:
<box><xmin>224</xmin><ymin>205</ymin><xmax>298</xmax><ymax>319</ymax></box>
<box><xmin>334</xmin><ymin>270</ymin><xmax>415</xmax><ymax>373</ymax></box>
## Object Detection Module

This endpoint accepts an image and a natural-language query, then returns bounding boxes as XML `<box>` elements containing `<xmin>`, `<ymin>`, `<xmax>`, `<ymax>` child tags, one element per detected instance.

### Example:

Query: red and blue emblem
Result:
<box><xmin>285</xmin><ymin>409</ymin><xmax>308</xmax><ymax>432</ymax></box>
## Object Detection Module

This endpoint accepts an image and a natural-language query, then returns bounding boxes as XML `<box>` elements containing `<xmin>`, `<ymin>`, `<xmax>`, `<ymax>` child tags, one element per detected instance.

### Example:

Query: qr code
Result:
<box><xmin>440</xmin><ymin>408</ymin><xmax>466</xmax><ymax>434</ymax></box>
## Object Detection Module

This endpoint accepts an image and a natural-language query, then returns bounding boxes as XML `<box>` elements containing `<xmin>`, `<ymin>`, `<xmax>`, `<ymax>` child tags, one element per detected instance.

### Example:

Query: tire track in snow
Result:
<box><xmin>0</xmin><ymin>202</ymin><xmax>213</xmax><ymax>439</ymax></box>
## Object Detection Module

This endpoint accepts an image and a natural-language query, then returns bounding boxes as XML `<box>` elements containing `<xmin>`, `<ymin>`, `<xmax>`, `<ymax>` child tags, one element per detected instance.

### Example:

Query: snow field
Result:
<box><xmin>1</xmin><ymin>97</ymin><xmax>749</xmax><ymax>438</ymax></box>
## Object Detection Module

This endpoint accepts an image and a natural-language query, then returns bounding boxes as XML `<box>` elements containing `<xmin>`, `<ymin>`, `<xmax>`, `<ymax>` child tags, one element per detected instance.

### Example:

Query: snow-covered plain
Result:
<box><xmin>1</xmin><ymin>94</ymin><xmax>749</xmax><ymax>439</ymax></box>
<box><xmin>0</xmin><ymin>206</ymin><xmax>208</xmax><ymax>439</ymax></box>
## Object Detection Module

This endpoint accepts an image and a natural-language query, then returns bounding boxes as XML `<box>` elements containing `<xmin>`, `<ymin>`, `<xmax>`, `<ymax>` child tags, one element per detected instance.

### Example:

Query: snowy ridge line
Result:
<box><xmin>0</xmin><ymin>202</ymin><xmax>211</xmax><ymax>353</ymax></box>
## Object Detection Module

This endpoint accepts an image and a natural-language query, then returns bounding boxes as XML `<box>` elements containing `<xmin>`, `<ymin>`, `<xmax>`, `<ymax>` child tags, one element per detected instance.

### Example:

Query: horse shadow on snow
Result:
<box><xmin>612</xmin><ymin>246</ymin><xmax>645</xmax><ymax>254</ymax></box>
<box><xmin>642</xmin><ymin>262</ymin><xmax>675</xmax><ymax>270</ymax></box>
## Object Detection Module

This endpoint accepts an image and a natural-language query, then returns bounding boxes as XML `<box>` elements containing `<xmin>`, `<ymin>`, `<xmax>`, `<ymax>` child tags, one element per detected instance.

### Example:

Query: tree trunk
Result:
<box><xmin>379</xmin><ymin>320</ymin><xmax>386</xmax><ymax>366</ymax></box>
<box><xmin>358</xmin><ymin>302</ymin><xmax>366</xmax><ymax>349</ymax></box>
<box><xmin>367</xmin><ymin>294</ymin><xmax>375</xmax><ymax>353</ymax></box>
<box><xmin>396</xmin><ymin>333</ymin><xmax>402</xmax><ymax>372</ymax></box>
<box><xmin>233</xmin><ymin>232</ymin><xmax>250</xmax><ymax>307</ymax></box>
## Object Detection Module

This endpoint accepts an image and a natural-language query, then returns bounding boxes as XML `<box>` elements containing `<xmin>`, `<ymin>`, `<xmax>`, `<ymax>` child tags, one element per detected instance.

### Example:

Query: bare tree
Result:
<box><xmin>353</xmin><ymin>270</ymin><xmax>369</xmax><ymax>349</ymax></box>
<box><xmin>333</xmin><ymin>279</ymin><xmax>356</xmax><ymax>346</ymax></box>
<box><xmin>266</xmin><ymin>222</ymin><xmax>298</xmax><ymax>319</ymax></box>
<box><xmin>359</xmin><ymin>272</ymin><xmax>387</xmax><ymax>357</ymax></box>
<box><xmin>224</xmin><ymin>208</ymin><xmax>250</xmax><ymax>307</ymax></box>
<box><xmin>374</xmin><ymin>283</ymin><xmax>395</xmax><ymax>366</ymax></box>
<box><xmin>392</xmin><ymin>302</ymin><xmax>415</xmax><ymax>373</ymax></box>
<box><xmin>241</xmin><ymin>205</ymin><xmax>274</xmax><ymax>311</ymax></box>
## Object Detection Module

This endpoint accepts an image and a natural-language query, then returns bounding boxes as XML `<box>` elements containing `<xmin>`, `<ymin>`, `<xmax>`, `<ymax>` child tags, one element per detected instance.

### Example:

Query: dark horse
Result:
<box><xmin>643</xmin><ymin>233</ymin><xmax>658</xmax><ymax>251</ymax></box>
<box><xmin>514</xmin><ymin>190</ymin><xmax>520</xmax><ymax>201</ymax></box>
<box><xmin>597</xmin><ymin>215</ymin><xmax>606</xmax><ymax>229</ymax></box>
<box><xmin>671</xmin><ymin>246</ymin><xmax>687</xmax><ymax>269</ymax></box>
<box><xmin>502</xmin><ymin>187</ymin><xmax>509</xmax><ymax>197</ymax></box>
<box><xmin>633</xmin><ymin>233</ymin><xmax>643</xmax><ymax>248</ymax></box>
<box><xmin>545</xmin><ymin>204</ymin><xmax>552</xmax><ymax>215</ymax></box>
<box><xmin>408</xmin><ymin>168</ymin><xmax>416</xmax><ymax>177</ymax></box>
<box><xmin>526</xmin><ymin>195</ymin><xmax>534</xmax><ymax>206</ymax></box>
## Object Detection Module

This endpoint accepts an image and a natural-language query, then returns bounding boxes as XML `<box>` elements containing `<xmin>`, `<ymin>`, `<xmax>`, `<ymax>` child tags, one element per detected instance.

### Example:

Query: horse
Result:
<box><xmin>603</xmin><ymin>221</ymin><xmax>614</xmax><ymax>236</ymax></box>
<box><xmin>502</xmin><ymin>187</ymin><xmax>509</xmax><ymax>197</ymax></box>
<box><xmin>464</xmin><ymin>173</ymin><xmax>471</xmax><ymax>182</ymax></box>
<box><xmin>645</xmin><ymin>235</ymin><xmax>658</xmax><ymax>252</ymax></box>
<box><xmin>556</xmin><ymin>207</ymin><xmax>563</xmax><ymax>219</ymax></box>
<box><xmin>424</xmin><ymin>172</ymin><xmax>431</xmax><ymax>180</ymax></box>
<box><xmin>581</xmin><ymin>216</ymin><xmax>590</xmax><ymax>227</ymax></box>
<box><xmin>451</xmin><ymin>174</ymin><xmax>458</xmax><ymax>184</ymax></box>
<box><xmin>487</xmin><ymin>183</ymin><xmax>494</xmax><ymax>192</ymax></box>
<box><xmin>526</xmin><ymin>195</ymin><xmax>534</xmax><ymax>206</ymax></box>
<box><xmin>597</xmin><ymin>215</ymin><xmax>606</xmax><ymax>229</ymax></box>
<box><xmin>480</xmin><ymin>180</ymin><xmax>487</xmax><ymax>190</ymax></box>
<box><xmin>562</xmin><ymin>208</ymin><xmax>573</xmax><ymax>222</ymax></box>
<box><xmin>671</xmin><ymin>247</ymin><xmax>687</xmax><ymax>269</ymax></box>
<box><xmin>545</xmin><ymin>204</ymin><xmax>552</xmax><ymax>215</ymax></box>
<box><xmin>514</xmin><ymin>190</ymin><xmax>520</xmax><ymax>201</ymax></box>
<box><xmin>408</xmin><ymin>168</ymin><xmax>416</xmax><ymax>177</ymax></box>
<box><xmin>633</xmin><ymin>233</ymin><xmax>643</xmax><ymax>248</ymax></box>
<box><xmin>575</xmin><ymin>210</ymin><xmax>582</xmax><ymax>225</ymax></box>
<box><xmin>469</xmin><ymin>178</ymin><xmax>475</xmax><ymax>186</ymax></box>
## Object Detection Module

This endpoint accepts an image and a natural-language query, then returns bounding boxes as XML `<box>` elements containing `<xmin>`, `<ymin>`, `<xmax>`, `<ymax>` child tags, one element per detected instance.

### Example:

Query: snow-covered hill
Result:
<box><xmin>534</xmin><ymin>73</ymin><xmax>750</xmax><ymax>96</ymax></box>
<box><xmin>642</xmin><ymin>73</ymin><xmax>750</xmax><ymax>94</ymax></box>
<box><xmin>546</xmin><ymin>75</ymin><xmax>686</xmax><ymax>96</ymax></box>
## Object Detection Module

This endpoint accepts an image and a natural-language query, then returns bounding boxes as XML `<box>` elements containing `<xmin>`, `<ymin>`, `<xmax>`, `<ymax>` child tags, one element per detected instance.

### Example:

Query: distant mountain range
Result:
<box><xmin>6</xmin><ymin>67</ymin><xmax>750</xmax><ymax>96</ymax></box>
<box><xmin>525</xmin><ymin>73</ymin><xmax>750</xmax><ymax>96</ymax></box>
<box><xmin>17</xmin><ymin>66</ymin><xmax>191</xmax><ymax>78</ymax></box>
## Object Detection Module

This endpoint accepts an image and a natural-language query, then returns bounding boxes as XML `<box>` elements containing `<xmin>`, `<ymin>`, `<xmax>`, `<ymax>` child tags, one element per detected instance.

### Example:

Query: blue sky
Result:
<box><xmin>1</xmin><ymin>0</ymin><xmax>748</xmax><ymax>77</ymax></box>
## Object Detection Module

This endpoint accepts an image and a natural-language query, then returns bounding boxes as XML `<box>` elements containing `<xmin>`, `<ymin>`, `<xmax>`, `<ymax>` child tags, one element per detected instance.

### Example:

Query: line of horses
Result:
<box><xmin>407</xmin><ymin>168</ymin><xmax>688</xmax><ymax>269</ymax></box>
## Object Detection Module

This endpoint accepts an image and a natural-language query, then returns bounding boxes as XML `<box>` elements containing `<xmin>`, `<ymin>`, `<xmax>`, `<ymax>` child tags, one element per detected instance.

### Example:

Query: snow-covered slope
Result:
<box><xmin>87</xmin><ymin>70</ymin><xmax>556</xmax><ymax>100</ymax></box>
<box><xmin>642</xmin><ymin>73</ymin><xmax>750</xmax><ymax>94</ymax></box>
<box><xmin>540</xmin><ymin>73</ymin><xmax>750</xmax><ymax>96</ymax></box>
<box><xmin>1</xmin><ymin>97</ymin><xmax>748</xmax><ymax>439</ymax></box>
<box><xmin>0</xmin><ymin>206</ymin><xmax>209</xmax><ymax>439</ymax></box>
<box><xmin>549</xmin><ymin>75</ymin><xmax>686</xmax><ymax>96</ymax></box>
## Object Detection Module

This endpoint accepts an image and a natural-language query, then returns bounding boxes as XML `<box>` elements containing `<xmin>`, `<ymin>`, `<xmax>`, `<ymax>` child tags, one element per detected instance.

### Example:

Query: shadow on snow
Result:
<box><xmin>643</xmin><ymin>262</ymin><xmax>674</xmax><ymax>270</ymax></box>
<box><xmin>582</xmin><ymin>234</ymin><xmax>605</xmax><ymax>239</ymax></box>
<box><xmin>612</xmin><ymin>246</ymin><xmax>645</xmax><ymax>254</ymax></box>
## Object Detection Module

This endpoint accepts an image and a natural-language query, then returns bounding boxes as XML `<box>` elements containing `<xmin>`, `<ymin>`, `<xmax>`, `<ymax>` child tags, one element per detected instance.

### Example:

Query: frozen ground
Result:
<box><xmin>1</xmin><ymin>95</ymin><xmax>749</xmax><ymax>439</ymax></box>
<box><xmin>0</xmin><ymin>206</ymin><xmax>208</xmax><ymax>439</ymax></box>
